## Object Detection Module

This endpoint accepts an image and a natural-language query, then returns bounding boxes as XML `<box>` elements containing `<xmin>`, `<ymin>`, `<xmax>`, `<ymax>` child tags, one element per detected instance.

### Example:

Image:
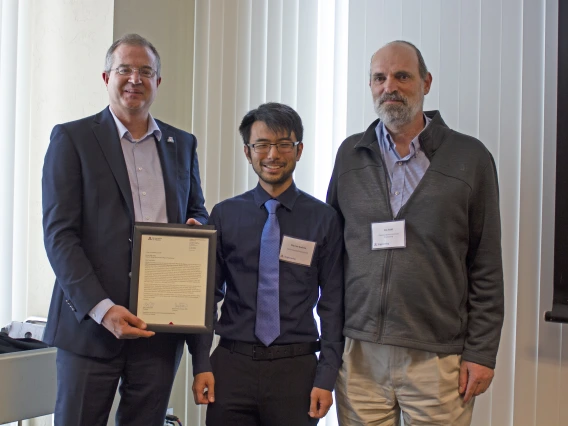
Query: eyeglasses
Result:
<box><xmin>247</xmin><ymin>141</ymin><xmax>301</xmax><ymax>154</ymax></box>
<box><xmin>111</xmin><ymin>66</ymin><xmax>157</xmax><ymax>78</ymax></box>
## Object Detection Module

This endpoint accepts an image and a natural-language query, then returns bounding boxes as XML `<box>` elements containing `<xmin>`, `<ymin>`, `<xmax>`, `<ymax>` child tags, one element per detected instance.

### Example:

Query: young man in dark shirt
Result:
<box><xmin>191</xmin><ymin>103</ymin><xmax>344</xmax><ymax>426</ymax></box>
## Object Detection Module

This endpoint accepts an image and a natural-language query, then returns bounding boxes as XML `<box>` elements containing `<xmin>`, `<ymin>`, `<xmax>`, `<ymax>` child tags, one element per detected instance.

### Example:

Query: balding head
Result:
<box><xmin>370</xmin><ymin>41</ymin><xmax>429</xmax><ymax>82</ymax></box>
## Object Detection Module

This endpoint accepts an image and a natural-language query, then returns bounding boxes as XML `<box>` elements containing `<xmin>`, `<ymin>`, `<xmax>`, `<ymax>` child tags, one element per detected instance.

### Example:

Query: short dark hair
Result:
<box><xmin>370</xmin><ymin>40</ymin><xmax>429</xmax><ymax>81</ymax></box>
<box><xmin>104</xmin><ymin>33</ymin><xmax>161</xmax><ymax>77</ymax></box>
<box><xmin>239</xmin><ymin>103</ymin><xmax>304</xmax><ymax>145</ymax></box>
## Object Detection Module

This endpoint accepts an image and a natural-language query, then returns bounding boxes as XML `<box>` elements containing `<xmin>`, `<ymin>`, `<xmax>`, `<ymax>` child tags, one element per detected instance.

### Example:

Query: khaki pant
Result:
<box><xmin>335</xmin><ymin>338</ymin><xmax>474</xmax><ymax>426</ymax></box>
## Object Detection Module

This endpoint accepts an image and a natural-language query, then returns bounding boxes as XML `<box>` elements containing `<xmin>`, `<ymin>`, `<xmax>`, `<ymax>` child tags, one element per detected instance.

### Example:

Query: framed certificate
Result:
<box><xmin>129</xmin><ymin>223</ymin><xmax>216</xmax><ymax>333</ymax></box>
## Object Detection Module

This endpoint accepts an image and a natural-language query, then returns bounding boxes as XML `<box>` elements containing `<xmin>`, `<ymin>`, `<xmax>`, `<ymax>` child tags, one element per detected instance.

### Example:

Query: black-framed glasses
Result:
<box><xmin>247</xmin><ymin>141</ymin><xmax>301</xmax><ymax>154</ymax></box>
<box><xmin>112</xmin><ymin>66</ymin><xmax>157</xmax><ymax>78</ymax></box>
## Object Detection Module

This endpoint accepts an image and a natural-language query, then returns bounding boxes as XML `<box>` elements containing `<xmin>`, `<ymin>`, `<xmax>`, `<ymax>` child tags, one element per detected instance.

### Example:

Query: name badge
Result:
<box><xmin>279</xmin><ymin>235</ymin><xmax>316</xmax><ymax>266</ymax></box>
<box><xmin>371</xmin><ymin>220</ymin><xmax>406</xmax><ymax>250</ymax></box>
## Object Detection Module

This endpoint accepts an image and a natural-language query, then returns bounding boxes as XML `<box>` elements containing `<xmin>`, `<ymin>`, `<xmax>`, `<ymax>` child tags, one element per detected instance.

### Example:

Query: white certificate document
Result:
<box><xmin>279</xmin><ymin>235</ymin><xmax>316</xmax><ymax>266</ymax></box>
<box><xmin>371</xmin><ymin>220</ymin><xmax>406</xmax><ymax>250</ymax></box>
<box><xmin>137</xmin><ymin>235</ymin><xmax>209</xmax><ymax>326</ymax></box>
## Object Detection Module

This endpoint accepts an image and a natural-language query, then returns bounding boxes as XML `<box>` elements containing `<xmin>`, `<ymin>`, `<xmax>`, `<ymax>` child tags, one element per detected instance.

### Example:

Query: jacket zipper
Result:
<box><xmin>368</xmin><ymin>143</ymin><xmax>396</xmax><ymax>342</ymax></box>
<box><xmin>378</xmin><ymin>249</ymin><xmax>393</xmax><ymax>340</ymax></box>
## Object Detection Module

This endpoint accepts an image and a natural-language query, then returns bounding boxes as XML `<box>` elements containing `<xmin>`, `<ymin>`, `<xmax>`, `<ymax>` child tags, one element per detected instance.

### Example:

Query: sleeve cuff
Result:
<box><xmin>191</xmin><ymin>355</ymin><xmax>213</xmax><ymax>376</ymax></box>
<box><xmin>186</xmin><ymin>334</ymin><xmax>214</xmax><ymax>376</ymax></box>
<box><xmin>313</xmin><ymin>364</ymin><xmax>340</xmax><ymax>392</ymax></box>
<box><xmin>461</xmin><ymin>350</ymin><xmax>496</xmax><ymax>369</ymax></box>
<box><xmin>88</xmin><ymin>298</ymin><xmax>115</xmax><ymax>324</ymax></box>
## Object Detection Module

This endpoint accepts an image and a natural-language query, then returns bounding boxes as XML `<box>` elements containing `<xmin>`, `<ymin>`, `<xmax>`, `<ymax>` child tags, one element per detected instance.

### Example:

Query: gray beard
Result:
<box><xmin>374</xmin><ymin>96</ymin><xmax>423</xmax><ymax>128</ymax></box>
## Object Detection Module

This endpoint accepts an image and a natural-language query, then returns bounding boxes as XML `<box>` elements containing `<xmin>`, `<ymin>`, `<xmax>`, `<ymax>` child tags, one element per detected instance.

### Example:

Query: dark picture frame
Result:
<box><xmin>129</xmin><ymin>223</ymin><xmax>216</xmax><ymax>333</ymax></box>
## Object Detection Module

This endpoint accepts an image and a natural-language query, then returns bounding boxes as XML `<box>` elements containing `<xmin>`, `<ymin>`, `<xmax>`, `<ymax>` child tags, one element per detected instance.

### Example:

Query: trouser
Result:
<box><xmin>206</xmin><ymin>343</ymin><xmax>320</xmax><ymax>426</ymax></box>
<box><xmin>335</xmin><ymin>338</ymin><xmax>474</xmax><ymax>426</ymax></box>
<box><xmin>54</xmin><ymin>334</ymin><xmax>184</xmax><ymax>426</ymax></box>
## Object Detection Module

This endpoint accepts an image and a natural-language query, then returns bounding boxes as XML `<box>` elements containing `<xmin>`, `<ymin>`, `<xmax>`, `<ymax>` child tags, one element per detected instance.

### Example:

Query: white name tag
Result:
<box><xmin>371</xmin><ymin>220</ymin><xmax>406</xmax><ymax>250</ymax></box>
<box><xmin>279</xmin><ymin>235</ymin><xmax>316</xmax><ymax>266</ymax></box>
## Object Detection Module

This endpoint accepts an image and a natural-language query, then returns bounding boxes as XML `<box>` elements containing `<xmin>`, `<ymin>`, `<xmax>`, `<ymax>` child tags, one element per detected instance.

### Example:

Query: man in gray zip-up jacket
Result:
<box><xmin>327</xmin><ymin>41</ymin><xmax>504</xmax><ymax>425</ymax></box>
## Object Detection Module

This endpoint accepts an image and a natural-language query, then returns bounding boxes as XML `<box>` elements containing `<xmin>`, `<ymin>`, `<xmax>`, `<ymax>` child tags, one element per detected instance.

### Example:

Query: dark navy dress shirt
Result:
<box><xmin>192</xmin><ymin>182</ymin><xmax>344</xmax><ymax>391</ymax></box>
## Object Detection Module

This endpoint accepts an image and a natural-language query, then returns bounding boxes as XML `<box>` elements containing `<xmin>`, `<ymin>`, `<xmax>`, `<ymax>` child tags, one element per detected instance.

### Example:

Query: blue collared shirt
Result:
<box><xmin>191</xmin><ymin>182</ymin><xmax>345</xmax><ymax>391</ymax></box>
<box><xmin>375</xmin><ymin>115</ymin><xmax>431</xmax><ymax>217</ymax></box>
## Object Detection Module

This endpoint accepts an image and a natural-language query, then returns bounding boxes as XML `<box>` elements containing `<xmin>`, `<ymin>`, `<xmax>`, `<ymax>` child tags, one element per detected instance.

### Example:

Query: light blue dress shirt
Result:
<box><xmin>111</xmin><ymin>109</ymin><xmax>168</xmax><ymax>224</ymax></box>
<box><xmin>375</xmin><ymin>115</ymin><xmax>431</xmax><ymax>217</ymax></box>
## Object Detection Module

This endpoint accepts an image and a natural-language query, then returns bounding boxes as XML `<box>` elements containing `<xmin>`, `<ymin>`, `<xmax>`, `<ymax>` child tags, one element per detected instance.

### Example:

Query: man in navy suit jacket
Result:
<box><xmin>42</xmin><ymin>33</ymin><xmax>208</xmax><ymax>426</ymax></box>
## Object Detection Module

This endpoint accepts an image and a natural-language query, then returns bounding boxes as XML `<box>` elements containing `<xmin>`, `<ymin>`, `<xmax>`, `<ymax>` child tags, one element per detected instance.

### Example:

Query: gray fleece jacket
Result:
<box><xmin>327</xmin><ymin>110</ymin><xmax>504</xmax><ymax>369</ymax></box>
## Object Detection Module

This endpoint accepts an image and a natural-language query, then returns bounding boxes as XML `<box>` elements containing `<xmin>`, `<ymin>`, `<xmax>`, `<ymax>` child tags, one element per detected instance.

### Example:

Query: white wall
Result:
<box><xmin>113</xmin><ymin>0</ymin><xmax>195</xmax><ymax>132</ymax></box>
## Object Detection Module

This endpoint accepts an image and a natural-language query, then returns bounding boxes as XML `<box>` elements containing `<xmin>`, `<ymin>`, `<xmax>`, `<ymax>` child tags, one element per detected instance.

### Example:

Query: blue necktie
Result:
<box><xmin>255</xmin><ymin>199</ymin><xmax>281</xmax><ymax>346</ymax></box>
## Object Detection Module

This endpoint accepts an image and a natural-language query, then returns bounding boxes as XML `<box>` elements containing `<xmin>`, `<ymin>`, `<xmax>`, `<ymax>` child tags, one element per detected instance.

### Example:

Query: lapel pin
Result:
<box><xmin>167</xmin><ymin>136</ymin><xmax>174</xmax><ymax>143</ymax></box>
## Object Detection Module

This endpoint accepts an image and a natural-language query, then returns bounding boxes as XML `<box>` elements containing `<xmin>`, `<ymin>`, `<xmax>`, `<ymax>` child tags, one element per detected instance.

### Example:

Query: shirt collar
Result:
<box><xmin>109</xmin><ymin>106</ymin><xmax>162</xmax><ymax>142</ymax></box>
<box><xmin>377</xmin><ymin>113</ymin><xmax>431</xmax><ymax>155</ymax></box>
<box><xmin>253</xmin><ymin>181</ymin><xmax>300</xmax><ymax>211</ymax></box>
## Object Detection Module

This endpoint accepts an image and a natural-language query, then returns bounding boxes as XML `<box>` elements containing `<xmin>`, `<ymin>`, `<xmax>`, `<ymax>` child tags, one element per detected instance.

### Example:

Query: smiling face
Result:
<box><xmin>244</xmin><ymin>120</ymin><xmax>303</xmax><ymax>197</ymax></box>
<box><xmin>369</xmin><ymin>42</ymin><xmax>432</xmax><ymax>130</ymax></box>
<box><xmin>102</xmin><ymin>43</ymin><xmax>161</xmax><ymax>120</ymax></box>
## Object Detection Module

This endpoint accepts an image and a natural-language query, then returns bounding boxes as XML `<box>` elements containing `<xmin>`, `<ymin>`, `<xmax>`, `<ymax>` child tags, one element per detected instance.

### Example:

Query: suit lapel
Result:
<box><xmin>155</xmin><ymin>123</ymin><xmax>178</xmax><ymax>223</ymax></box>
<box><xmin>92</xmin><ymin>107</ymin><xmax>135</xmax><ymax>220</ymax></box>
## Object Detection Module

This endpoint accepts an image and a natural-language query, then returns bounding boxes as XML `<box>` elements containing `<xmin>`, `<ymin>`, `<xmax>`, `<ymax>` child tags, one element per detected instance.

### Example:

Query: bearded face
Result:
<box><xmin>373</xmin><ymin>89</ymin><xmax>424</xmax><ymax>128</ymax></box>
<box><xmin>369</xmin><ymin>43</ymin><xmax>432</xmax><ymax>129</ymax></box>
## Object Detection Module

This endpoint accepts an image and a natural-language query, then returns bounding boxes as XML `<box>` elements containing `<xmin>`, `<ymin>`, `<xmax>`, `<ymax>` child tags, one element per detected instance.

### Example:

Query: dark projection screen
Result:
<box><xmin>545</xmin><ymin>0</ymin><xmax>568</xmax><ymax>323</ymax></box>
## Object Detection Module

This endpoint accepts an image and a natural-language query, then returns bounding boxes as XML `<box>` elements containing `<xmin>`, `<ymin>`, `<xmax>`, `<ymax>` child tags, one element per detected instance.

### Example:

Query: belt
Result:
<box><xmin>219</xmin><ymin>338</ymin><xmax>320</xmax><ymax>360</ymax></box>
